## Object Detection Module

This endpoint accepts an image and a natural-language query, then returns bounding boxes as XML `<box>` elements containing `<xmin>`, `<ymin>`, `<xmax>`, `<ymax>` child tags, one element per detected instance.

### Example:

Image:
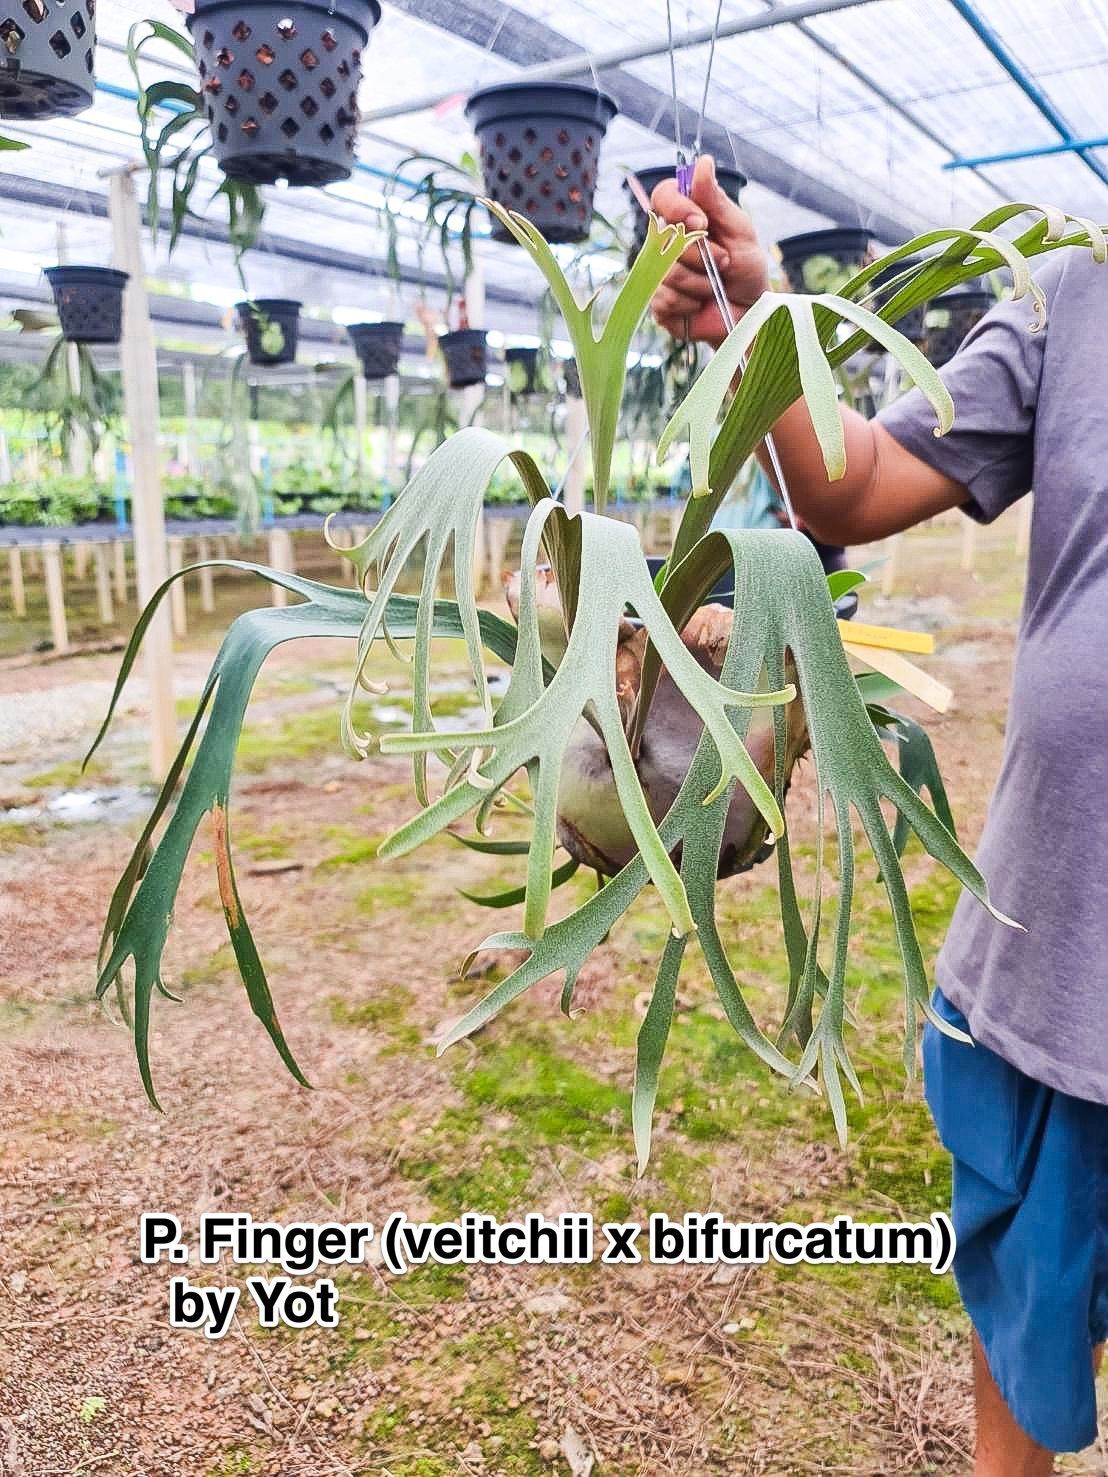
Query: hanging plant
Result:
<box><xmin>188</xmin><ymin>0</ymin><xmax>380</xmax><ymax>186</ymax></box>
<box><xmin>43</xmin><ymin>265</ymin><xmax>129</xmax><ymax>345</ymax></box>
<box><xmin>624</xmin><ymin>162</ymin><xmax>746</xmax><ymax>260</ymax></box>
<box><xmin>777</xmin><ymin>227</ymin><xmax>872</xmax><ymax>295</ymax></box>
<box><xmin>24</xmin><ymin>335</ymin><xmax>120</xmax><ymax>462</ymax></box>
<box><xmin>347</xmin><ymin>320</ymin><xmax>404</xmax><ymax>380</ymax></box>
<box><xmin>504</xmin><ymin>345</ymin><xmax>551</xmax><ymax>399</ymax></box>
<box><xmin>0</xmin><ymin>0</ymin><xmax>95</xmax><ymax>121</ymax></box>
<box><xmin>237</xmin><ymin>297</ymin><xmax>300</xmax><ymax>366</ymax></box>
<box><xmin>89</xmin><ymin>200</ymin><xmax>1105</xmax><ymax>1165</ymax></box>
<box><xmin>466</xmin><ymin>81</ymin><xmax>618</xmax><ymax>245</ymax></box>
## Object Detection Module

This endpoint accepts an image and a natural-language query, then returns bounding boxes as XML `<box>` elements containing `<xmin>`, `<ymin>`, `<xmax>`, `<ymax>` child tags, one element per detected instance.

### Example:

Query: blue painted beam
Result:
<box><xmin>944</xmin><ymin>134</ymin><xmax>1108</xmax><ymax>170</ymax></box>
<box><xmin>946</xmin><ymin>0</ymin><xmax>1108</xmax><ymax>191</ymax></box>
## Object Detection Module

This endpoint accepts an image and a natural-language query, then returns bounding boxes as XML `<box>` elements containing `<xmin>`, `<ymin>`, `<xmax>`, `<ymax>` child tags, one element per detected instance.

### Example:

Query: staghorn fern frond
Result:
<box><xmin>433</xmin><ymin>530</ymin><xmax>1017</xmax><ymax>1167</ymax></box>
<box><xmin>377</xmin><ymin>500</ymin><xmax>794</xmax><ymax>942</ymax></box>
<box><xmin>85</xmin><ymin>558</ymin><xmax>521</xmax><ymax>1108</ymax></box>
<box><xmin>485</xmin><ymin>201</ymin><xmax>700</xmax><ymax>512</ymax></box>
<box><xmin>672</xmin><ymin>202</ymin><xmax>1108</xmax><ymax>565</ymax></box>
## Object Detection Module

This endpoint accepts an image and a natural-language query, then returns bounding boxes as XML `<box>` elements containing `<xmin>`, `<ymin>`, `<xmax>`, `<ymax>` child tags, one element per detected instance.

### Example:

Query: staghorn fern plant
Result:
<box><xmin>89</xmin><ymin>199</ymin><xmax>1105</xmax><ymax>1168</ymax></box>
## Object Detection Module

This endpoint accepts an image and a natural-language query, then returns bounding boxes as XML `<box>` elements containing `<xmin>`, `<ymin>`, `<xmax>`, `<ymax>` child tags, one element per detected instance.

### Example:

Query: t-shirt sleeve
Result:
<box><xmin>877</xmin><ymin>258</ymin><xmax>1060</xmax><ymax>523</ymax></box>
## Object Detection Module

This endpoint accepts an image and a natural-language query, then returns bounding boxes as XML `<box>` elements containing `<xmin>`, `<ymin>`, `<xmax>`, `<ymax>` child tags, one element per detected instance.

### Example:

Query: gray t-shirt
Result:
<box><xmin>879</xmin><ymin>246</ymin><xmax>1108</xmax><ymax>1104</ymax></box>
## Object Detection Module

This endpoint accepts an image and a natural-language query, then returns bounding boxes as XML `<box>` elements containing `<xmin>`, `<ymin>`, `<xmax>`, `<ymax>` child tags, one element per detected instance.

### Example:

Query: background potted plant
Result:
<box><xmin>187</xmin><ymin>0</ymin><xmax>381</xmax><ymax>186</ymax></box>
<box><xmin>777</xmin><ymin>226</ymin><xmax>872</xmax><ymax>294</ymax></box>
<box><xmin>925</xmin><ymin>277</ymin><xmax>995</xmax><ymax>367</ymax></box>
<box><xmin>0</xmin><ymin>0</ymin><xmax>96</xmax><ymax>121</ymax></box>
<box><xmin>347</xmin><ymin>320</ymin><xmax>404</xmax><ymax>380</ymax></box>
<box><xmin>465</xmin><ymin>81</ymin><xmax>618</xmax><ymax>245</ymax></box>
<box><xmin>43</xmin><ymin>265</ymin><xmax>129</xmax><ymax>345</ymax></box>
<box><xmin>236</xmin><ymin>296</ymin><xmax>301</xmax><ymax>366</ymax></box>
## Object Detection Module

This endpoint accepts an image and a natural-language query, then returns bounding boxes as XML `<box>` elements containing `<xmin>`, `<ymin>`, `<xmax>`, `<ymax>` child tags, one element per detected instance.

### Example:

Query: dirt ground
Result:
<box><xmin>1</xmin><ymin>511</ymin><xmax>1105</xmax><ymax>1476</ymax></box>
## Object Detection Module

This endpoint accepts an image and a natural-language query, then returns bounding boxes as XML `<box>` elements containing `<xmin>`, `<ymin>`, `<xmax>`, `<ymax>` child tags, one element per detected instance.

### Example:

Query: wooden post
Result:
<box><xmin>881</xmin><ymin>533</ymin><xmax>902</xmax><ymax>597</ymax></box>
<box><xmin>563</xmin><ymin>395</ymin><xmax>588</xmax><ymax>517</ymax></box>
<box><xmin>73</xmin><ymin>540</ymin><xmax>90</xmax><ymax>580</ymax></box>
<box><xmin>195</xmin><ymin>535</ymin><xmax>215</xmax><ymax>613</ymax></box>
<box><xmin>353</xmin><ymin>369</ymin><xmax>368</xmax><ymax>485</ymax></box>
<box><xmin>42</xmin><ymin>541</ymin><xmax>69</xmax><ymax>654</ymax></box>
<box><xmin>8</xmin><ymin>546</ymin><xmax>26</xmax><ymax>617</ymax></box>
<box><xmin>113</xmin><ymin>539</ymin><xmax>127</xmax><ymax>604</ymax></box>
<box><xmin>471</xmin><ymin>511</ymin><xmax>488</xmax><ymax>598</ymax></box>
<box><xmin>93</xmin><ymin>542</ymin><xmax>114</xmax><ymax>625</ymax></box>
<box><xmin>384</xmin><ymin>373</ymin><xmax>401</xmax><ymax>498</ymax></box>
<box><xmin>167</xmin><ymin>535</ymin><xmax>187</xmax><ymax>637</ymax></box>
<box><xmin>110</xmin><ymin>169</ymin><xmax>175</xmax><ymax>779</ymax></box>
<box><xmin>182</xmin><ymin>360</ymin><xmax>198</xmax><ymax>476</ymax></box>
<box><xmin>460</xmin><ymin>258</ymin><xmax>485</xmax><ymax>428</ymax></box>
<box><xmin>486</xmin><ymin>517</ymin><xmax>511</xmax><ymax>596</ymax></box>
<box><xmin>960</xmin><ymin>518</ymin><xmax>977</xmax><ymax>574</ymax></box>
<box><xmin>1016</xmin><ymin>495</ymin><xmax>1032</xmax><ymax>557</ymax></box>
<box><xmin>267</xmin><ymin>527</ymin><xmax>295</xmax><ymax>607</ymax></box>
<box><xmin>56</xmin><ymin>223</ymin><xmax>90</xmax><ymax>479</ymax></box>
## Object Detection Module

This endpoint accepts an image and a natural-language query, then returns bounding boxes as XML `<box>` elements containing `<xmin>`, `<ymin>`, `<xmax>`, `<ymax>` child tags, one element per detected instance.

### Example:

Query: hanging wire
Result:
<box><xmin>694</xmin><ymin>0</ymin><xmax>725</xmax><ymax>159</ymax></box>
<box><xmin>664</xmin><ymin>0</ymin><xmax>683</xmax><ymax>161</ymax></box>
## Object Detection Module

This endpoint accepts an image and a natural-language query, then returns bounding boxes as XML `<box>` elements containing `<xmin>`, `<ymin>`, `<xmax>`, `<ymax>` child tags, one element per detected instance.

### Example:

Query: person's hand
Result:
<box><xmin>649</xmin><ymin>155</ymin><xmax>769</xmax><ymax>347</ymax></box>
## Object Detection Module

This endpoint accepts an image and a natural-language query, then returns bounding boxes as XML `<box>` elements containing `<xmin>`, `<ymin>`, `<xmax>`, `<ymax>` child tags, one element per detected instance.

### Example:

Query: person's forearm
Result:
<box><xmin>755</xmin><ymin>397</ymin><xmax>964</xmax><ymax>545</ymax></box>
<box><xmin>756</xmin><ymin>400</ymin><xmax>879</xmax><ymax>546</ymax></box>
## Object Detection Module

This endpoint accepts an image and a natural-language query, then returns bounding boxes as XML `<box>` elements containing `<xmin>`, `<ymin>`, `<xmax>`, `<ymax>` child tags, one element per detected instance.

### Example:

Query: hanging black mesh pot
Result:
<box><xmin>560</xmin><ymin>357</ymin><xmax>581</xmax><ymax>399</ymax></box>
<box><xmin>237</xmin><ymin>297</ymin><xmax>301</xmax><ymax>365</ymax></box>
<box><xmin>925</xmin><ymin>284</ymin><xmax>994</xmax><ymax>368</ymax></box>
<box><xmin>0</xmin><ymin>0</ymin><xmax>95</xmax><ymax>120</ymax></box>
<box><xmin>466</xmin><ymin>81</ymin><xmax>618</xmax><ymax>245</ymax></box>
<box><xmin>440</xmin><ymin>329</ymin><xmax>487</xmax><ymax>389</ymax></box>
<box><xmin>777</xmin><ymin>227</ymin><xmax>871</xmax><ymax>295</ymax></box>
<box><xmin>190</xmin><ymin>0</ymin><xmax>380</xmax><ymax>187</ymax></box>
<box><xmin>347</xmin><ymin>321</ymin><xmax>403</xmax><ymax>379</ymax></box>
<box><xmin>624</xmin><ymin>162</ymin><xmax>747</xmax><ymax>261</ymax></box>
<box><xmin>505</xmin><ymin>346</ymin><xmax>549</xmax><ymax>397</ymax></box>
<box><xmin>44</xmin><ymin>265</ymin><xmax>128</xmax><ymax>345</ymax></box>
<box><xmin>870</xmin><ymin>254</ymin><xmax>929</xmax><ymax>343</ymax></box>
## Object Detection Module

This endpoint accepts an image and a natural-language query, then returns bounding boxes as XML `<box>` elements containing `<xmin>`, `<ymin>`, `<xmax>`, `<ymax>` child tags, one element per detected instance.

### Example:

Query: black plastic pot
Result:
<box><xmin>347</xmin><ymin>321</ymin><xmax>403</xmax><ymax>380</ymax></box>
<box><xmin>926</xmin><ymin>282</ymin><xmax>994</xmax><ymax>368</ymax></box>
<box><xmin>560</xmin><ymin>358</ymin><xmax>581</xmax><ymax>399</ymax></box>
<box><xmin>645</xmin><ymin>546</ymin><xmax>855</xmax><ymax>604</ymax></box>
<box><xmin>44</xmin><ymin>265</ymin><xmax>128</xmax><ymax>345</ymax></box>
<box><xmin>505</xmin><ymin>346</ymin><xmax>547</xmax><ymax>397</ymax></box>
<box><xmin>777</xmin><ymin>227</ymin><xmax>871</xmax><ymax>295</ymax></box>
<box><xmin>237</xmin><ymin>297</ymin><xmax>301</xmax><ymax>366</ymax></box>
<box><xmin>440</xmin><ymin>328</ymin><xmax>487</xmax><ymax>389</ymax></box>
<box><xmin>624</xmin><ymin>162</ymin><xmax>747</xmax><ymax>260</ymax></box>
<box><xmin>0</xmin><ymin>0</ymin><xmax>95</xmax><ymax>120</ymax></box>
<box><xmin>871</xmin><ymin>255</ymin><xmax>928</xmax><ymax>343</ymax></box>
<box><xmin>190</xmin><ymin>0</ymin><xmax>380</xmax><ymax>187</ymax></box>
<box><xmin>466</xmin><ymin>81</ymin><xmax>618</xmax><ymax>245</ymax></box>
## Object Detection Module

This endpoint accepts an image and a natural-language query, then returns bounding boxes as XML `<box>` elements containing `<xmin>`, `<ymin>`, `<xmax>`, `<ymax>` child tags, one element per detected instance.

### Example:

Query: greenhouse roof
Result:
<box><xmin>1</xmin><ymin>0</ymin><xmax>1106</xmax><ymax>367</ymax></box>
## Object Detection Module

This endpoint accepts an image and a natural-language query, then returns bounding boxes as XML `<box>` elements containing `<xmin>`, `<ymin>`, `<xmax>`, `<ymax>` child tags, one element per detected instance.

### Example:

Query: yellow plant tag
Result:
<box><xmin>843</xmin><ymin>643</ymin><xmax>953</xmax><ymax>714</ymax></box>
<box><xmin>837</xmin><ymin>619</ymin><xmax>935</xmax><ymax>656</ymax></box>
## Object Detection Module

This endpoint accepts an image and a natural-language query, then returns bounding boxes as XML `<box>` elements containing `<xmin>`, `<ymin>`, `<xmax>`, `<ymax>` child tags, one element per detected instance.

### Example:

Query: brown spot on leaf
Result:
<box><xmin>211</xmin><ymin>804</ymin><xmax>240</xmax><ymax>928</ymax></box>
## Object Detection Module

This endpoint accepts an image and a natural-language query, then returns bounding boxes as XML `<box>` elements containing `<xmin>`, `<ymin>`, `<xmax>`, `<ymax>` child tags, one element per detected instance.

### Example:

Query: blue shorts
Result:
<box><xmin>924</xmin><ymin>987</ymin><xmax>1108</xmax><ymax>1451</ymax></box>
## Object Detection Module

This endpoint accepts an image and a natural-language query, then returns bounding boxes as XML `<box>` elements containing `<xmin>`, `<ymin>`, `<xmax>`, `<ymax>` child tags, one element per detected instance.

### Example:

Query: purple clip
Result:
<box><xmin>675</xmin><ymin>160</ymin><xmax>695</xmax><ymax>197</ymax></box>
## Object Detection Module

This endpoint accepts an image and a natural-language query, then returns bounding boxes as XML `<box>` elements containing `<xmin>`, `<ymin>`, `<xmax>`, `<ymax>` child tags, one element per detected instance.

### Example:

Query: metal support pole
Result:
<box><xmin>110</xmin><ymin>169</ymin><xmax>175</xmax><ymax>779</ymax></box>
<box><xmin>353</xmin><ymin>371</ymin><xmax>368</xmax><ymax>485</ymax></box>
<box><xmin>361</xmin><ymin>0</ymin><xmax>877</xmax><ymax>122</ymax></box>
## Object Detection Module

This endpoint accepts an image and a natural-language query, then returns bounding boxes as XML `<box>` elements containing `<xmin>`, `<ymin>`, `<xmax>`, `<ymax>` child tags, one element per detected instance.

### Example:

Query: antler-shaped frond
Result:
<box><xmin>484</xmin><ymin>202</ymin><xmax>700</xmax><ymax>511</ymax></box>
<box><xmin>85</xmin><ymin>558</ymin><xmax>521</xmax><ymax>1108</ymax></box>
<box><xmin>334</xmin><ymin>426</ymin><xmax>549</xmax><ymax>802</ymax></box>
<box><xmin>659</xmin><ymin>291</ymin><xmax>953</xmax><ymax>498</ymax></box>
<box><xmin>671</xmin><ymin>201</ymin><xmax>1108</xmax><ymax>565</ymax></box>
<box><xmin>434</xmin><ymin>530</ymin><xmax>1018</xmax><ymax>1166</ymax></box>
<box><xmin>378</xmin><ymin>501</ymin><xmax>794</xmax><ymax>942</ymax></box>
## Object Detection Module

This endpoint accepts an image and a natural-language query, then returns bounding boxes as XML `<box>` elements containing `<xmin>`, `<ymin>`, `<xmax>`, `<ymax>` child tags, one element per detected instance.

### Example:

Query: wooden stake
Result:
<box><xmin>8</xmin><ymin>545</ymin><xmax>26</xmax><ymax>617</ymax></box>
<box><xmin>267</xmin><ymin>527</ymin><xmax>295</xmax><ymax>607</ymax></box>
<box><xmin>168</xmin><ymin>536</ymin><xmax>187</xmax><ymax>637</ymax></box>
<box><xmin>195</xmin><ymin>535</ymin><xmax>215</xmax><ymax>613</ymax></box>
<box><xmin>1016</xmin><ymin>495</ymin><xmax>1032</xmax><ymax>557</ymax></box>
<box><xmin>42</xmin><ymin>541</ymin><xmax>69</xmax><ymax>654</ymax></box>
<box><xmin>113</xmin><ymin>539</ymin><xmax>127</xmax><ymax>604</ymax></box>
<box><xmin>93</xmin><ymin>542</ymin><xmax>114</xmax><ymax>625</ymax></box>
<box><xmin>73</xmin><ymin>540</ymin><xmax>90</xmax><ymax>580</ymax></box>
<box><xmin>110</xmin><ymin>170</ymin><xmax>175</xmax><ymax>779</ymax></box>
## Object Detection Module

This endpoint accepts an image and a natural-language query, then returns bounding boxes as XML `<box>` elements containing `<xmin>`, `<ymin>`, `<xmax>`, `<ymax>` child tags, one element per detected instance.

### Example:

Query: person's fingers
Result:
<box><xmin>661</xmin><ymin>262</ymin><xmax>719</xmax><ymax>303</ymax></box>
<box><xmin>676</xmin><ymin>234</ymin><xmax>730</xmax><ymax>273</ymax></box>
<box><xmin>652</xmin><ymin>283</ymin><xmax>707</xmax><ymax>320</ymax></box>
<box><xmin>648</xmin><ymin>177</ymin><xmax>707</xmax><ymax>233</ymax></box>
<box><xmin>690</xmin><ymin>155</ymin><xmax>748</xmax><ymax>242</ymax></box>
